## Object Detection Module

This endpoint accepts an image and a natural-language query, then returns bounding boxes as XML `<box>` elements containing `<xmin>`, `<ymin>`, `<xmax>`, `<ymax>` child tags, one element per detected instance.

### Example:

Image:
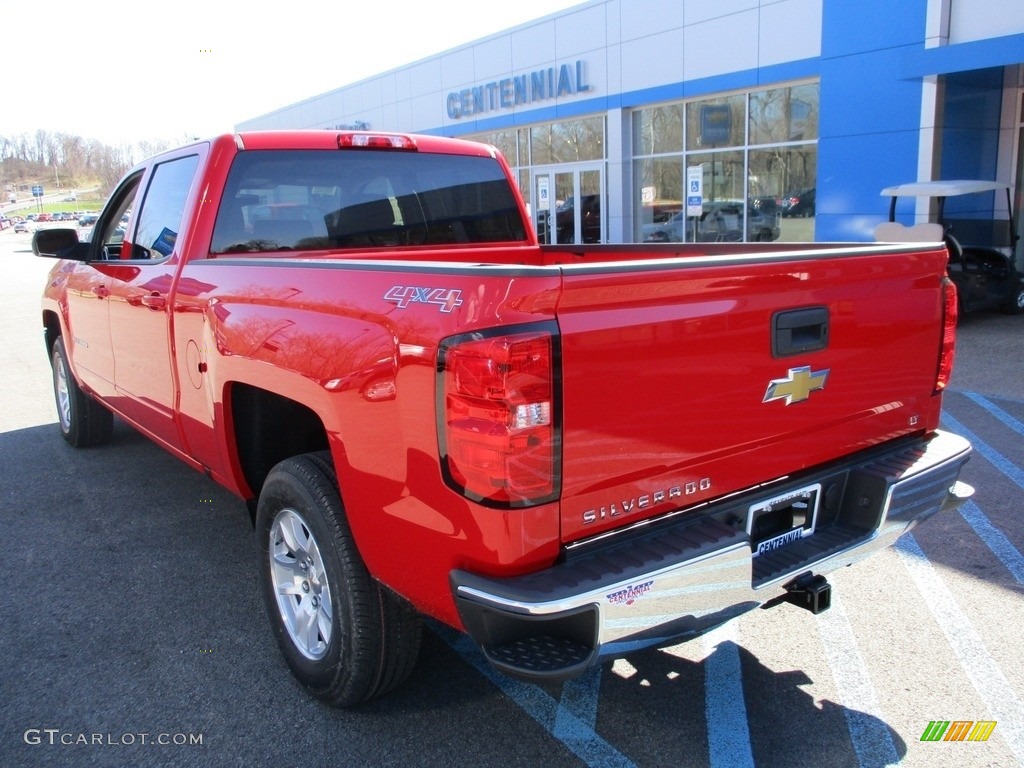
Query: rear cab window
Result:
<box><xmin>209</xmin><ymin>149</ymin><xmax>527</xmax><ymax>254</ymax></box>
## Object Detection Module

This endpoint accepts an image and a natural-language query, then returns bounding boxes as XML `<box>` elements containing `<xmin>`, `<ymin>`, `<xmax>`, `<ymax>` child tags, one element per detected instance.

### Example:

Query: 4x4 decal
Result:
<box><xmin>384</xmin><ymin>286</ymin><xmax>464</xmax><ymax>313</ymax></box>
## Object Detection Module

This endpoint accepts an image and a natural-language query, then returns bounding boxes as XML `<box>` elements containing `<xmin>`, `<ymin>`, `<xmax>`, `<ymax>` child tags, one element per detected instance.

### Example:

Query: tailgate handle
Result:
<box><xmin>772</xmin><ymin>307</ymin><xmax>829</xmax><ymax>357</ymax></box>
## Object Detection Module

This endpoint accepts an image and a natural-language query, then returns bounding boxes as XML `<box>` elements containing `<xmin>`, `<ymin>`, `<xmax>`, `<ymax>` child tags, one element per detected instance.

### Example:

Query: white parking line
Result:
<box><xmin>895</xmin><ymin>534</ymin><xmax>1024</xmax><ymax>763</ymax></box>
<box><xmin>815</xmin><ymin>591</ymin><xmax>900</xmax><ymax>767</ymax></box>
<box><xmin>702</xmin><ymin>622</ymin><xmax>755</xmax><ymax>768</ymax></box>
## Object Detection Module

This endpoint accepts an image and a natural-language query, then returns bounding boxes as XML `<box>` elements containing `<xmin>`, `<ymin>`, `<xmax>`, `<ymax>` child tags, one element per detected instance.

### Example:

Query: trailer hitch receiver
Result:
<box><xmin>785</xmin><ymin>572</ymin><xmax>831</xmax><ymax>614</ymax></box>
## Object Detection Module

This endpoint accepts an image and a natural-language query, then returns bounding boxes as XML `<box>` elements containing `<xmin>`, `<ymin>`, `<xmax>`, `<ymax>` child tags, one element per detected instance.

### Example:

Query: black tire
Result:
<box><xmin>51</xmin><ymin>336</ymin><xmax>113</xmax><ymax>447</ymax></box>
<box><xmin>255</xmin><ymin>451</ymin><xmax>422</xmax><ymax>706</ymax></box>
<box><xmin>1002</xmin><ymin>284</ymin><xmax>1024</xmax><ymax>315</ymax></box>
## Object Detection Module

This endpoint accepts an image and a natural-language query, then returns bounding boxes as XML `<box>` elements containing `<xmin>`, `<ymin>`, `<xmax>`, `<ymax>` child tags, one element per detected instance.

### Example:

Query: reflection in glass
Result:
<box><xmin>749</xmin><ymin>147</ymin><xmax>816</xmax><ymax>213</ymax></box>
<box><xmin>634</xmin><ymin>103</ymin><xmax>684</xmax><ymax>156</ymax></box>
<box><xmin>686</xmin><ymin>94</ymin><xmax>746</xmax><ymax>150</ymax></box>
<box><xmin>634</xmin><ymin>157</ymin><xmax>683</xmax><ymax>233</ymax></box>
<box><xmin>632</xmin><ymin>82</ymin><xmax>819</xmax><ymax>243</ymax></box>
<box><xmin>530</xmin><ymin>117</ymin><xmax>605</xmax><ymax>165</ymax></box>
<box><xmin>749</xmin><ymin>84</ymin><xmax>819</xmax><ymax>144</ymax></box>
<box><xmin>483</xmin><ymin>130</ymin><xmax>518</xmax><ymax>166</ymax></box>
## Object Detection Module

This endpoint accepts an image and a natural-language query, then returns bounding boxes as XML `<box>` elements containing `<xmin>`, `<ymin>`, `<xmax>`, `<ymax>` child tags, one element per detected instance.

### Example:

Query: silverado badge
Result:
<box><xmin>763</xmin><ymin>366</ymin><xmax>829</xmax><ymax>405</ymax></box>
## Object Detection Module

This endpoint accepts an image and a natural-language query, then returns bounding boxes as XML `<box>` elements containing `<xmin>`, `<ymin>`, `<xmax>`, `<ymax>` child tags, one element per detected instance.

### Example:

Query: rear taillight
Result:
<box><xmin>935</xmin><ymin>276</ymin><xmax>958</xmax><ymax>393</ymax></box>
<box><xmin>438</xmin><ymin>324</ymin><xmax>560</xmax><ymax>507</ymax></box>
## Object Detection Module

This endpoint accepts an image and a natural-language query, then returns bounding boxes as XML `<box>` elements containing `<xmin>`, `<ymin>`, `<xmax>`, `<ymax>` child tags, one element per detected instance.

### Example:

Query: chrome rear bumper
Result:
<box><xmin>451</xmin><ymin>430</ymin><xmax>972</xmax><ymax>682</ymax></box>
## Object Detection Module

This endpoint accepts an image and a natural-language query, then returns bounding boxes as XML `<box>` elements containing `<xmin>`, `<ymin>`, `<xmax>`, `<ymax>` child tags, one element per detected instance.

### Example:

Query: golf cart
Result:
<box><xmin>877</xmin><ymin>180</ymin><xmax>1023</xmax><ymax>314</ymax></box>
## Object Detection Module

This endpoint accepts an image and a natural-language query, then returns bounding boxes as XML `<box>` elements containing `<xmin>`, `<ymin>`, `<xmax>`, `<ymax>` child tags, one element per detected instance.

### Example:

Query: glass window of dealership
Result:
<box><xmin>468</xmin><ymin>80</ymin><xmax>819</xmax><ymax>245</ymax></box>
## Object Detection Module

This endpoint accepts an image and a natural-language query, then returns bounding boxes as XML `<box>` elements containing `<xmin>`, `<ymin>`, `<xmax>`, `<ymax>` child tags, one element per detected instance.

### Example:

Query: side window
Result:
<box><xmin>96</xmin><ymin>173</ymin><xmax>142</xmax><ymax>259</ymax></box>
<box><xmin>129</xmin><ymin>155</ymin><xmax>200</xmax><ymax>260</ymax></box>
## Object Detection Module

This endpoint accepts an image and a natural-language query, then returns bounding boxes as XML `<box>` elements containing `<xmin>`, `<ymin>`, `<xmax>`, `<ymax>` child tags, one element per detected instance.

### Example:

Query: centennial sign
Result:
<box><xmin>446</xmin><ymin>60</ymin><xmax>592</xmax><ymax>120</ymax></box>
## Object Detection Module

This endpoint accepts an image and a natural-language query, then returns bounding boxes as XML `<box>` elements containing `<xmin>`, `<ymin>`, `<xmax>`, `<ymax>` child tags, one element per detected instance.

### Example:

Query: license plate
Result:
<box><xmin>747</xmin><ymin>484</ymin><xmax>821</xmax><ymax>558</ymax></box>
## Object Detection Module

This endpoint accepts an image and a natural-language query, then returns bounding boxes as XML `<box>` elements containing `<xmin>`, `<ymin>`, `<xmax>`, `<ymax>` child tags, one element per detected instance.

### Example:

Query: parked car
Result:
<box><xmin>554</xmin><ymin>194</ymin><xmax>601</xmax><ymax>243</ymax></box>
<box><xmin>642</xmin><ymin>201</ymin><xmax>780</xmax><ymax>242</ymax></box>
<box><xmin>14</xmin><ymin>220</ymin><xmax>36</xmax><ymax>233</ymax></box>
<box><xmin>0</xmin><ymin>217</ymin><xmax>11</xmax><ymax>230</ymax></box>
<box><xmin>750</xmin><ymin>196</ymin><xmax>780</xmax><ymax>216</ymax></box>
<box><xmin>779</xmin><ymin>188</ymin><xmax>815</xmax><ymax>217</ymax></box>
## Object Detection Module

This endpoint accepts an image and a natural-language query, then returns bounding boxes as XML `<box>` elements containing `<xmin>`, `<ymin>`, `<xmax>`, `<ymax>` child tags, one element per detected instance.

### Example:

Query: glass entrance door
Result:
<box><xmin>533</xmin><ymin>165</ymin><xmax>604</xmax><ymax>245</ymax></box>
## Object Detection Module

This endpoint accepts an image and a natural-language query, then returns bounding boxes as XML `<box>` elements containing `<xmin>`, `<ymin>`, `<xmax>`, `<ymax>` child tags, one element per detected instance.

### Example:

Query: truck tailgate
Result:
<box><xmin>554</xmin><ymin>244</ymin><xmax>950</xmax><ymax>543</ymax></box>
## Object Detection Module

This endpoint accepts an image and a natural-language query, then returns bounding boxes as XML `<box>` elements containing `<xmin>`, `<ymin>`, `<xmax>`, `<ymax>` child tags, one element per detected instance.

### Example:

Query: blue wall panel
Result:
<box><xmin>822</xmin><ymin>0</ymin><xmax>931</xmax><ymax>57</ymax></box>
<box><xmin>817</xmin><ymin>0</ymin><xmax>932</xmax><ymax>241</ymax></box>
<box><xmin>941</xmin><ymin>67</ymin><xmax>1004</xmax><ymax>184</ymax></box>
<box><xmin>816</xmin><ymin>131</ymin><xmax>923</xmax><ymax>240</ymax></box>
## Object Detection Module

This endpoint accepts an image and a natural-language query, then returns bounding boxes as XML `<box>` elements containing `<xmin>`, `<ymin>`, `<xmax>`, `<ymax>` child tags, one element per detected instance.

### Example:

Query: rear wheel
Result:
<box><xmin>51</xmin><ymin>336</ymin><xmax>113</xmax><ymax>447</ymax></box>
<box><xmin>256</xmin><ymin>451</ymin><xmax>421</xmax><ymax>706</ymax></box>
<box><xmin>1002</xmin><ymin>284</ymin><xmax>1024</xmax><ymax>315</ymax></box>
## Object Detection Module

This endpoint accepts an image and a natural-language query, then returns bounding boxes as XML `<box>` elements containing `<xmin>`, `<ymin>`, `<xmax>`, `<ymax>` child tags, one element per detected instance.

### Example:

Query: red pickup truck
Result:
<box><xmin>35</xmin><ymin>131</ymin><xmax>972</xmax><ymax>706</ymax></box>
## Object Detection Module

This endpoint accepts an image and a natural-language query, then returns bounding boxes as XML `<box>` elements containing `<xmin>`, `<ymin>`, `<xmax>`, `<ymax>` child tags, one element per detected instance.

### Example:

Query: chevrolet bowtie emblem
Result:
<box><xmin>763</xmin><ymin>366</ymin><xmax>830</xmax><ymax>405</ymax></box>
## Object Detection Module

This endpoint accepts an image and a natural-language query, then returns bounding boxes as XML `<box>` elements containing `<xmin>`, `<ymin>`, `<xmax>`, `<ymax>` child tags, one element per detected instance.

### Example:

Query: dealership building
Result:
<box><xmin>238</xmin><ymin>0</ymin><xmax>1024</xmax><ymax>265</ymax></box>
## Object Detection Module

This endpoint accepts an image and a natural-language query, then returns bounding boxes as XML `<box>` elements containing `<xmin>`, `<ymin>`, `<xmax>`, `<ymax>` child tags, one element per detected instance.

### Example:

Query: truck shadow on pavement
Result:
<box><xmin>0</xmin><ymin>419</ymin><xmax>907</xmax><ymax>768</ymax></box>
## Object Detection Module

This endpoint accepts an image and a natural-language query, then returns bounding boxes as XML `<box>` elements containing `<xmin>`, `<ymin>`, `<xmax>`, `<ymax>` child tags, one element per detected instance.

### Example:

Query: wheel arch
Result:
<box><xmin>42</xmin><ymin>309</ymin><xmax>63</xmax><ymax>361</ymax></box>
<box><xmin>228</xmin><ymin>381</ymin><xmax>331</xmax><ymax>521</ymax></box>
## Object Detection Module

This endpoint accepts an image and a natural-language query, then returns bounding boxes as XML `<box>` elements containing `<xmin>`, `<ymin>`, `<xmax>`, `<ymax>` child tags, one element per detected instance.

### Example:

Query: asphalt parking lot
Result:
<box><xmin>0</xmin><ymin>228</ymin><xmax>1021</xmax><ymax>768</ymax></box>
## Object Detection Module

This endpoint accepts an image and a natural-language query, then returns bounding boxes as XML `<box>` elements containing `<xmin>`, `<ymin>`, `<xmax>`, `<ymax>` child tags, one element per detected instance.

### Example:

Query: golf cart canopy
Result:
<box><xmin>881</xmin><ymin>180</ymin><xmax>1009</xmax><ymax>197</ymax></box>
<box><xmin>878</xmin><ymin>180</ymin><xmax>1023</xmax><ymax>315</ymax></box>
<box><xmin>881</xmin><ymin>180</ymin><xmax>1017</xmax><ymax>250</ymax></box>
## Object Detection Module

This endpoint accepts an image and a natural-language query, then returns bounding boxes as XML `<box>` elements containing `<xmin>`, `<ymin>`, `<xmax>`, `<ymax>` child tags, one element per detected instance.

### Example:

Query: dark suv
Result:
<box><xmin>779</xmin><ymin>188</ymin><xmax>815</xmax><ymax>217</ymax></box>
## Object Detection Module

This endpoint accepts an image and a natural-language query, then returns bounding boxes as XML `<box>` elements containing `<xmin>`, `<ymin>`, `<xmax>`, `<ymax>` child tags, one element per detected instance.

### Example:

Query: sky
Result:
<box><xmin>6</xmin><ymin>0</ymin><xmax>587</xmax><ymax>149</ymax></box>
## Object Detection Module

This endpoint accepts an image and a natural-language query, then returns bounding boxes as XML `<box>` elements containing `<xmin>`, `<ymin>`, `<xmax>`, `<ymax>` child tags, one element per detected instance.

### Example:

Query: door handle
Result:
<box><xmin>92</xmin><ymin>285</ymin><xmax>110</xmax><ymax>299</ymax></box>
<box><xmin>772</xmin><ymin>306</ymin><xmax>829</xmax><ymax>357</ymax></box>
<box><xmin>140</xmin><ymin>293</ymin><xmax>167</xmax><ymax>310</ymax></box>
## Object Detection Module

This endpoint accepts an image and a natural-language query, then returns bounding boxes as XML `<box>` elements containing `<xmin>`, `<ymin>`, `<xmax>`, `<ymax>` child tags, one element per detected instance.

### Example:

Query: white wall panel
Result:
<box><xmin>411</xmin><ymin>92</ymin><xmax>445</xmax><ymax>129</ymax></box>
<box><xmin>510</xmin><ymin>21</ymin><xmax>557</xmax><ymax>70</ymax></box>
<box><xmin>618</xmin><ymin>0</ymin><xmax>683</xmax><ymax>42</ymax></box>
<box><xmin>379</xmin><ymin>75</ymin><xmax>399</xmax><ymax>113</ymax></box>
<box><xmin>758</xmin><ymin>0</ymin><xmax>822</xmax><ymax>66</ymax></box>
<box><xmin>684</xmin><ymin>10</ymin><xmax>759</xmax><ymax>81</ymax></box>
<box><xmin>312</xmin><ymin>97</ymin><xmax>329</xmax><ymax>127</ymax></box>
<box><xmin>440</xmin><ymin>48</ymin><xmax>476</xmax><ymax>91</ymax></box>
<box><xmin>554</xmin><ymin>4</ymin><xmax>609</xmax><ymax>57</ymax></box>
<box><xmin>619</xmin><ymin>28</ymin><xmax>686</xmax><ymax>93</ymax></box>
<box><xmin>686</xmin><ymin>0</ymin><xmax>758</xmax><ymax>26</ymax></box>
<box><xmin>393</xmin><ymin>70</ymin><xmax>411</xmax><ymax>103</ymax></box>
<box><xmin>581</xmin><ymin>55</ymin><xmax>609</xmax><ymax>102</ymax></box>
<box><xmin>409</xmin><ymin>60</ymin><xmax>442</xmax><ymax>95</ymax></box>
<box><xmin>299</xmin><ymin>103</ymin><xmax>318</xmax><ymax>129</ymax></box>
<box><xmin>473</xmin><ymin>37</ymin><xmax>514</xmax><ymax>81</ymax></box>
<box><xmin>949</xmin><ymin>0</ymin><xmax>1024</xmax><ymax>43</ymax></box>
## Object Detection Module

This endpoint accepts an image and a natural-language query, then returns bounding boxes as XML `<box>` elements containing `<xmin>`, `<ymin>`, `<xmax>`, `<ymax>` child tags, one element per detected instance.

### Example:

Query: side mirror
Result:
<box><xmin>33</xmin><ymin>228</ymin><xmax>91</xmax><ymax>261</ymax></box>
